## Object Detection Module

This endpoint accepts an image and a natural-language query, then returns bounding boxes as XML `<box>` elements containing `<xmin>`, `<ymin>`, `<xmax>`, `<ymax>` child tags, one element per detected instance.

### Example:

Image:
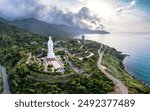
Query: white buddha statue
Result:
<box><xmin>47</xmin><ymin>36</ymin><xmax>55</xmax><ymax>59</ymax></box>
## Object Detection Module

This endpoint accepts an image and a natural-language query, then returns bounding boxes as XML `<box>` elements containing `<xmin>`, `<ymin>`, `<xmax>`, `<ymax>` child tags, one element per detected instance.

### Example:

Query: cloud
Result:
<box><xmin>131</xmin><ymin>0</ymin><xmax>136</xmax><ymax>6</ymax></box>
<box><xmin>115</xmin><ymin>0</ymin><xmax>136</xmax><ymax>15</ymax></box>
<box><xmin>0</xmin><ymin>0</ymin><xmax>149</xmax><ymax>32</ymax></box>
<box><xmin>0</xmin><ymin>0</ymin><xmax>49</xmax><ymax>19</ymax></box>
<box><xmin>44</xmin><ymin>6</ymin><xmax>103</xmax><ymax>29</ymax></box>
<box><xmin>42</xmin><ymin>0</ymin><xmax>139</xmax><ymax>30</ymax></box>
<box><xmin>0</xmin><ymin>0</ymin><xmax>103</xmax><ymax>29</ymax></box>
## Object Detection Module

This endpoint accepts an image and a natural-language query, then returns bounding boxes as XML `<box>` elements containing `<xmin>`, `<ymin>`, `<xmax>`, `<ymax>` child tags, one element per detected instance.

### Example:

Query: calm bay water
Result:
<box><xmin>75</xmin><ymin>32</ymin><xmax>150</xmax><ymax>85</ymax></box>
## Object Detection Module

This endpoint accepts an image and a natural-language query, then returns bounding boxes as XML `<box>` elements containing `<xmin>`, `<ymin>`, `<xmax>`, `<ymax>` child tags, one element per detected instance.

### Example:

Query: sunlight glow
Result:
<box><xmin>87</xmin><ymin>1</ymin><xmax>115</xmax><ymax>19</ymax></box>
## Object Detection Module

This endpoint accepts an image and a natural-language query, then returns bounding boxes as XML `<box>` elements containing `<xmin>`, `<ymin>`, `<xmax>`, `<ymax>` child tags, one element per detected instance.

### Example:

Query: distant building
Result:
<box><xmin>31</xmin><ymin>41</ymin><xmax>38</xmax><ymax>45</ymax></box>
<box><xmin>43</xmin><ymin>42</ymin><xmax>47</xmax><ymax>45</ymax></box>
<box><xmin>82</xmin><ymin>35</ymin><xmax>85</xmax><ymax>45</ymax></box>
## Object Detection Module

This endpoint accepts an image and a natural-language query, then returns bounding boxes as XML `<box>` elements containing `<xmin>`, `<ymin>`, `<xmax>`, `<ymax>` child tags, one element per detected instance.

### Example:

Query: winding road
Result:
<box><xmin>97</xmin><ymin>45</ymin><xmax>128</xmax><ymax>94</ymax></box>
<box><xmin>0</xmin><ymin>65</ymin><xmax>10</xmax><ymax>94</ymax></box>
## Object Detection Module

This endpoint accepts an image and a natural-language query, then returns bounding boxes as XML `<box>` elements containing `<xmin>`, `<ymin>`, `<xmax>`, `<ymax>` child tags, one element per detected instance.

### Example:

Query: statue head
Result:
<box><xmin>49</xmin><ymin>36</ymin><xmax>52</xmax><ymax>41</ymax></box>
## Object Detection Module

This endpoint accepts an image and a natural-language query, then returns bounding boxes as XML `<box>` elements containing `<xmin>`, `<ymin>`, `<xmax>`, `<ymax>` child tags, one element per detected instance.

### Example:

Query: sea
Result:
<box><xmin>74</xmin><ymin>32</ymin><xmax>150</xmax><ymax>85</ymax></box>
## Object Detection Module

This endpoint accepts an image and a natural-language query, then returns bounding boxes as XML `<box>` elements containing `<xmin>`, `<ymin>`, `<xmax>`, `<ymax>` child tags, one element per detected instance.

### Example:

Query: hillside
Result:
<box><xmin>0</xmin><ymin>17</ymin><xmax>109</xmax><ymax>38</ymax></box>
<box><xmin>0</xmin><ymin>21</ymin><xmax>114</xmax><ymax>94</ymax></box>
<box><xmin>0</xmin><ymin>17</ymin><xmax>9</xmax><ymax>23</ymax></box>
<box><xmin>0</xmin><ymin>21</ymin><xmax>46</xmax><ymax>48</ymax></box>
<box><xmin>0</xmin><ymin>21</ymin><xmax>149</xmax><ymax>94</ymax></box>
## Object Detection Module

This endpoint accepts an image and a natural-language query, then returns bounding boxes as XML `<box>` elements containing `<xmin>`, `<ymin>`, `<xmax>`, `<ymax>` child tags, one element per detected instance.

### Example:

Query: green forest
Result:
<box><xmin>0</xmin><ymin>21</ymin><xmax>114</xmax><ymax>94</ymax></box>
<box><xmin>0</xmin><ymin>21</ymin><xmax>149</xmax><ymax>94</ymax></box>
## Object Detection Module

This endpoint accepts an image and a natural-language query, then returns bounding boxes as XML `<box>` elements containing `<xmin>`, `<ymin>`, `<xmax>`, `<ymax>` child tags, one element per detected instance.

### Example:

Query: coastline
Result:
<box><xmin>123</xmin><ymin>62</ymin><xmax>150</xmax><ymax>88</ymax></box>
<box><xmin>1</xmin><ymin>36</ymin><xmax>149</xmax><ymax>94</ymax></box>
<box><xmin>123</xmin><ymin>53</ymin><xmax>150</xmax><ymax>87</ymax></box>
<box><xmin>101</xmin><ymin>45</ymin><xmax>150</xmax><ymax>93</ymax></box>
<box><xmin>74</xmin><ymin>36</ymin><xmax>150</xmax><ymax>93</ymax></box>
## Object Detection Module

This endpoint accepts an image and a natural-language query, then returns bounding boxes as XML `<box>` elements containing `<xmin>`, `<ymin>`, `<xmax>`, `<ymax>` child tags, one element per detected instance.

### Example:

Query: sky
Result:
<box><xmin>0</xmin><ymin>0</ymin><xmax>150</xmax><ymax>32</ymax></box>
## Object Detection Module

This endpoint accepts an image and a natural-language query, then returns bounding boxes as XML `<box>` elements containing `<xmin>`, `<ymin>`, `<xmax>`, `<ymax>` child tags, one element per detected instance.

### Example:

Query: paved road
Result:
<box><xmin>97</xmin><ymin>45</ymin><xmax>128</xmax><ymax>94</ymax></box>
<box><xmin>67</xmin><ymin>60</ymin><xmax>83</xmax><ymax>74</ymax></box>
<box><xmin>0</xmin><ymin>65</ymin><xmax>10</xmax><ymax>94</ymax></box>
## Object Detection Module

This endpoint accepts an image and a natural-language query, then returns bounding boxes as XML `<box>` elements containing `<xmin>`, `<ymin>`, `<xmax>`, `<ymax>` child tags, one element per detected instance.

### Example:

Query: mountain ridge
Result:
<box><xmin>0</xmin><ymin>17</ymin><xmax>109</xmax><ymax>38</ymax></box>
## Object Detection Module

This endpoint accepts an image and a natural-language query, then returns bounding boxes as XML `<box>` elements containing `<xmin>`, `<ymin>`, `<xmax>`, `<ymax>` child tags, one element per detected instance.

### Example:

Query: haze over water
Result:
<box><xmin>75</xmin><ymin>32</ymin><xmax>150</xmax><ymax>85</ymax></box>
